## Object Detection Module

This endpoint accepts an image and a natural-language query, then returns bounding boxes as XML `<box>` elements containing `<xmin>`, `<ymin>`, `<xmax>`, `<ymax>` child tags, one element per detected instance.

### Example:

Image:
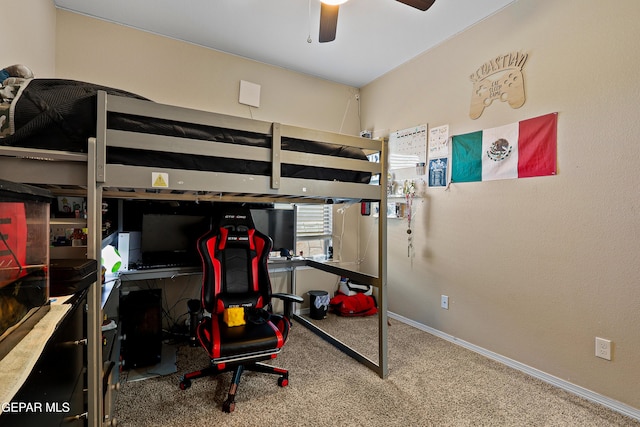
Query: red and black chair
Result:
<box><xmin>179</xmin><ymin>206</ymin><xmax>302</xmax><ymax>412</ymax></box>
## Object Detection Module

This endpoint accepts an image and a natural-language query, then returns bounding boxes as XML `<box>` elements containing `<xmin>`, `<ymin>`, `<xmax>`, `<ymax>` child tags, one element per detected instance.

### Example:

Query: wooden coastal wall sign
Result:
<box><xmin>469</xmin><ymin>51</ymin><xmax>528</xmax><ymax>119</ymax></box>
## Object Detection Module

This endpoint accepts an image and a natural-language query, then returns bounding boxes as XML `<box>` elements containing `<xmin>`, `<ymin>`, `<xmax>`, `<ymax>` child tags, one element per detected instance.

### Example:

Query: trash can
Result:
<box><xmin>308</xmin><ymin>290</ymin><xmax>330</xmax><ymax>320</ymax></box>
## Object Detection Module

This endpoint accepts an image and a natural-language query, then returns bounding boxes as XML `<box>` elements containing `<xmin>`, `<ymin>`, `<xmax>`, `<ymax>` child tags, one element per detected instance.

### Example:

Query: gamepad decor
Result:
<box><xmin>469</xmin><ymin>52</ymin><xmax>528</xmax><ymax>119</ymax></box>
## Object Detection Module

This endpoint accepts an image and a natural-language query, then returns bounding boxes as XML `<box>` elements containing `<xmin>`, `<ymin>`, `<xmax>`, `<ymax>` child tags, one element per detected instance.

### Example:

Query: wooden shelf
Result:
<box><xmin>51</xmin><ymin>217</ymin><xmax>87</xmax><ymax>226</ymax></box>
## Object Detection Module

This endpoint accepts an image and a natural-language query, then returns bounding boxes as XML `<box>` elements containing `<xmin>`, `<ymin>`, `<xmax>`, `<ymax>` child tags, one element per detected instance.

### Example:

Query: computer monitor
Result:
<box><xmin>250</xmin><ymin>208</ymin><xmax>295</xmax><ymax>256</ymax></box>
<box><xmin>140</xmin><ymin>213</ymin><xmax>209</xmax><ymax>266</ymax></box>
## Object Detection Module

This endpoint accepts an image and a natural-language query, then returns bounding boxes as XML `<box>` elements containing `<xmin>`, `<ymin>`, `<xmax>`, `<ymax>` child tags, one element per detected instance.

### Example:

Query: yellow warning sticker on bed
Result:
<box><xmin>152</xmin><ymin>172</ymin><xmax>169</xmax><ymax>188</ymax></box>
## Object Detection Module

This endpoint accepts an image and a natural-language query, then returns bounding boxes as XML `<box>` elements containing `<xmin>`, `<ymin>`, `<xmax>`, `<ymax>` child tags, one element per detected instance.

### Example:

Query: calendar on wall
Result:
<box><xmin>388</xmin><ymin>124</ymin><xmax>428</xmax><ymax>173</ymax></box>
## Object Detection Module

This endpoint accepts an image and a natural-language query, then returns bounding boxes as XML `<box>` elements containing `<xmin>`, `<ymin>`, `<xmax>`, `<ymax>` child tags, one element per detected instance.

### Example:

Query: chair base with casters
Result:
<box><xmin>179</xmin><ymin>296</ymin><xmax>301</xmax><ymax>413</ymax></box>
<box><xmin>180</xmin><ymin>362</ymin><xmax>289</xmax><ymax>413</ymax></box>
<box><xmin>179</xmin><ymin>352</ymin><xmax>289</xmax><ymax>413</ymax></box>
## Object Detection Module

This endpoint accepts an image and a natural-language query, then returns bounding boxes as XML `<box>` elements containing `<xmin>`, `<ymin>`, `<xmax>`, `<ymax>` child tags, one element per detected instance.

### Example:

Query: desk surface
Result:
<box><xmin>305</xmin><ymin>259</ymin><xmax>379</xmax><ymax>285</ymax></box>
<box><xmin>114</xmin><ymin>257</ymin><xmax>378</xmax><ymax>284</ymax></box>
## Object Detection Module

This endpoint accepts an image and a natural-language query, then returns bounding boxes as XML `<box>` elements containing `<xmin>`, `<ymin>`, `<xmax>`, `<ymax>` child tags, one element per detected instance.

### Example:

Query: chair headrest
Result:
<box><xmin>215</xmin><ymin>206</ymin><xmax>255</xmax><ymax>233</ymax></box>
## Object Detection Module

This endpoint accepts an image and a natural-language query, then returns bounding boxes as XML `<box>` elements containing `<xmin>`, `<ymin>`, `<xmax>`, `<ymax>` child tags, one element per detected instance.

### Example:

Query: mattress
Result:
<box><xmin>0</xmin><ymin>78</ymin><xmax>371</xmax><ymax>184</ymax></box>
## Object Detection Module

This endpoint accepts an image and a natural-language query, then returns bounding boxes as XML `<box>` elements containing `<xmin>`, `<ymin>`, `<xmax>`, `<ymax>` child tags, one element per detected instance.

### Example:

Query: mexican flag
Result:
<box><xmin>451</xmin><ymin>113</ymin><xmax>557</xmax><ymax>182</ymax></box>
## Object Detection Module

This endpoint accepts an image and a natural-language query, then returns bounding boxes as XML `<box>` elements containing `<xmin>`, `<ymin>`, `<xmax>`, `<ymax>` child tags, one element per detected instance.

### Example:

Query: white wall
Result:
<box><xmin>360</xmin><ymin>0</ymin><xmax>640</xmax><ymax>411</ymax></box>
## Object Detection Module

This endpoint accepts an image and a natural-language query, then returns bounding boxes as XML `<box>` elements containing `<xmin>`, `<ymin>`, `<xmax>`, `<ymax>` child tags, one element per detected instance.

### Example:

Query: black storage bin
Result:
<box><xmin>49</xmin><ymin>258</ymin><xmax>98</xmax><ymax>297</ymax></box>
<box><xmin>308</xmin><ymin>290</ymin><xmax>329</xmax><ymax>320</ymax></box>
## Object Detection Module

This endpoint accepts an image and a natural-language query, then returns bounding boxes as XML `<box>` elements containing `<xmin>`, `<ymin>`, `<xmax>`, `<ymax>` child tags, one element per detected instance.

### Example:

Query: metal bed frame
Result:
<box><xmin>0</xmin><ymin>90</ymin><xmax>388</xmax><ymax>427</ymax></box>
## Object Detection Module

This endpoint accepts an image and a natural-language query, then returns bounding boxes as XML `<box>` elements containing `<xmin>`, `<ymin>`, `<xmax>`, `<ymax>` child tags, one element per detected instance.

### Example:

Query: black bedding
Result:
<box><xmin>1</xmin><ymin>79</ymin><xmax>371</xmax><ymax>184</ymax></box>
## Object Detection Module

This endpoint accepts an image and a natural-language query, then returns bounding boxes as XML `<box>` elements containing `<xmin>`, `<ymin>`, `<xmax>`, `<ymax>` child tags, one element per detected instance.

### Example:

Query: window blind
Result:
<box><xmin>296</xmin><ymin>204</ymin><xmax>332</xmax><ymax>238</ymax></box>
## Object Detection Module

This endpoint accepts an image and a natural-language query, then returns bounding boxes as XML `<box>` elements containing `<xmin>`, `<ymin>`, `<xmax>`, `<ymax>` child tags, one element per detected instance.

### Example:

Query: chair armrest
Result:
<box><xmin>271</xmin><ymin>293</ymin><xmax>304</xmax><ymax>319</ymax></box>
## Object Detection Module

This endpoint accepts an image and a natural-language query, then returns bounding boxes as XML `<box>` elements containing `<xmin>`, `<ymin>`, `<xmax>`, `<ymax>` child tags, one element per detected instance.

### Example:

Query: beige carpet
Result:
<box><xmin>113</xmin><ymin>314</ymin><xmax>639</xmax><ymax>426</ymax></box>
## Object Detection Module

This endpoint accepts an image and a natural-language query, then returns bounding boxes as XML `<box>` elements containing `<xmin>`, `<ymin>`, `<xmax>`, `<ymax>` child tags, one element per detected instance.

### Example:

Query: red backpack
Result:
<box><xmin>329</xmin><ymin>292</ymin><xmax>377</xmax><ymax>317</ymax></box>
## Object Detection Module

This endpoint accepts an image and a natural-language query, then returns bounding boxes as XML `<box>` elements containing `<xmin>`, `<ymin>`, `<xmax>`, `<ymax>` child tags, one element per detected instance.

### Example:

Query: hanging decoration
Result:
<box><xmin>403</xmin><ymin>179</ymin><xmax>416</xmax><ymax>258</ymax></box>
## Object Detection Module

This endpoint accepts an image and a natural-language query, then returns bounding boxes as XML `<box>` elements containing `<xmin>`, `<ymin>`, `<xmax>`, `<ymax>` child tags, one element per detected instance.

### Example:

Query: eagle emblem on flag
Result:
<box><xmin>487</xmin><ymin>138</ymin><xmax>512</xmax><ymax>162</ymax></box>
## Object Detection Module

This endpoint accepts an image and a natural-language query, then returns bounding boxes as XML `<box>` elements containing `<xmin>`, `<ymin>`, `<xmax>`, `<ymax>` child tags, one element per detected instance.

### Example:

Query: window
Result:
<box><xmin>295</xmin><ymin>204</ymin><xmax>332</xmax><ymax>258</ymax></box>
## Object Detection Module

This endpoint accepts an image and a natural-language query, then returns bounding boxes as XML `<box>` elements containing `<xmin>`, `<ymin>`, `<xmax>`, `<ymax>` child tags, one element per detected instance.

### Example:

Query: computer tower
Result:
<box><xmin>120</xmin><ymin>289</ymin><xmax>162</xmax><ymax>369</ymax></box>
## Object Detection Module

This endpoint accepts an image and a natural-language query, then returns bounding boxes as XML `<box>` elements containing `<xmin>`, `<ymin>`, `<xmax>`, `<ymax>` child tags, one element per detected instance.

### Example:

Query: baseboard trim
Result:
<box><xmin>388</xmin><ymin>311</ymin><xmax>640</xmax><ymax>422</ymax></box>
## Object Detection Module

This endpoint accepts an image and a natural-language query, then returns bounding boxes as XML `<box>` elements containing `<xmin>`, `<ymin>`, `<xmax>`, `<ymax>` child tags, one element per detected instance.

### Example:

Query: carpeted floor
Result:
<box><xmin>113</xmin><ymin>314</ymin><xmax>639</xmax><ymax>426</ymax></box>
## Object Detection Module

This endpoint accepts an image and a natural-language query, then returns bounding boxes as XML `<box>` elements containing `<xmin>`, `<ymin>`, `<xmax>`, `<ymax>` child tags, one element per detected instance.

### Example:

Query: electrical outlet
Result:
<box><xmin>595</xmin><ymin>337</ymin><xmax>611</xmax><ymax>360</ymax></box>
<box><xmin>440</xmin><ymin>295</ymin><xmax>449</xmax><ymax>310</ymax></box>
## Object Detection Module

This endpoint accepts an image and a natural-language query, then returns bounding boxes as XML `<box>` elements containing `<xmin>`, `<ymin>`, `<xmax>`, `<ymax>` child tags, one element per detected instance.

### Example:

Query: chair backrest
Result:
<box><xmin>197</xmin><ymin>207</ymin><xmax>273</xmax><ymax>315</ymax></box>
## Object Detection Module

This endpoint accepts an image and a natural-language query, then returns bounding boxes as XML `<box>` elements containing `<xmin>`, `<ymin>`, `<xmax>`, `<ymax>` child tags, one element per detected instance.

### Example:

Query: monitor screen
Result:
<box><xmin>250</xmin><ymin>208</ymin><xmax>295</xmax><ymax>255</ymax></box>
<box><xmin>140</xmin><ymin>214</ymin><xmax>209</xmax><ymax>265</ymax></box>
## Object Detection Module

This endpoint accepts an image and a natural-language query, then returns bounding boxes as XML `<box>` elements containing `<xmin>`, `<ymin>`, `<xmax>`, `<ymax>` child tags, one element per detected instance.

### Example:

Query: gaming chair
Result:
<box><xmin>179</xmin><ymin>206</ymin><xmax>302</xmax><ymax>412</ymax></box>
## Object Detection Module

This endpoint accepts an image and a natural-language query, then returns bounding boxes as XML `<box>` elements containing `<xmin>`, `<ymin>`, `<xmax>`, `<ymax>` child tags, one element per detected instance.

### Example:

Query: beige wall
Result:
<box><xmin>361</xmin><ymin>0</ymin><xmax>640</xmax><ymax>411</ymax></box>
<box><xmin>3</xmin><ymin>0</ymin><xmax>56</xmax><ymax>77</ymax></box>
<box><xmin>54</xmin><ymin>10</ymin><xmax>361</xmax><ymax>135</ymax></box>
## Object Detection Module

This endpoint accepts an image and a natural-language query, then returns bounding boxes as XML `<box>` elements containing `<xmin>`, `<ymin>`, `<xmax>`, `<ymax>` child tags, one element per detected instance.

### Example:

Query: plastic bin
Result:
<box><xmin>49</xmin><ymin>258</ymin><xmax>98</xmax><ymax>297</ymax></box>
<box><xmin>308</xmin><ymin>290</ymin><xmax>330</xmax><ymax>320</ymax></box>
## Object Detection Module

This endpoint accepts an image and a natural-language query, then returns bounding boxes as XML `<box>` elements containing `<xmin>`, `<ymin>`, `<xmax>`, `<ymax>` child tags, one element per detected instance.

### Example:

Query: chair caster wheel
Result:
<box><xmin>222</xmin><ymin>400</ymin><xmax>235</xmax><ymax>413</ymax></box>
<box><xmin>278</xmin><ymin>377</ymin><xmax>289</xmax><ymax>387</ymax></box>
<box><xmin>179</xmin><ymin>378</ymin><xmax>191</xmax><ymax>390</ymax></box>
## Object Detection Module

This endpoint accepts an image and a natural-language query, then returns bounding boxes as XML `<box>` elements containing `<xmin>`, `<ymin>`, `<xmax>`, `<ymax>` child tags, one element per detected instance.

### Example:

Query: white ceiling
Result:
<box><xmin>54</xmin><ymin>0</ymin><xmax>516</xmax><ymax>88</ymax></box>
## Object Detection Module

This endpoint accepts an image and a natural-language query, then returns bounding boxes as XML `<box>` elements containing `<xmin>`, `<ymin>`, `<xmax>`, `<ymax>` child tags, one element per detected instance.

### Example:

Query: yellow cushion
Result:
<box><xmin>223</xmin><ymin>307</ymin><xmax>246</xmax><ymax>327</ymax></box>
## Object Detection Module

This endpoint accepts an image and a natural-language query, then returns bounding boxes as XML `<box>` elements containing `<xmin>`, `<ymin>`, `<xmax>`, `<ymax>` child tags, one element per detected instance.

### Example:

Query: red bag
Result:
<box><xmin>329</xmin><ymin>292</ymin><xmax>377</xmax><ymax>317</ymax></box>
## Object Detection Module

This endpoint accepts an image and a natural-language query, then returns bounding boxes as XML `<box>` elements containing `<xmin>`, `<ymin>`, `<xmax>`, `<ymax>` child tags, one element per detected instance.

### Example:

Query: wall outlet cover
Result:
<box><xmin>595</xmin><ymin>337</ymin><xmax>611</xmax><ymax>361</ymax></box>
<box><xmin>441</xmin><ymin>295</ymin><xmax>449</xmax><ymax>310</ymax></box>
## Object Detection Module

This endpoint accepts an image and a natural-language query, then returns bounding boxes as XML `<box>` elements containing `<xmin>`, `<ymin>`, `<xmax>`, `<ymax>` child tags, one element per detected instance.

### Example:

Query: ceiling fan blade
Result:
<box><xmin>319</xmin><ymin>3</ymin><xmax>339</xmax><ymax>43</ymax></box>
<box><xmin>396</xmin><ymin>0</ymin><xmax>436</xmax><ymax>11</ymax></box>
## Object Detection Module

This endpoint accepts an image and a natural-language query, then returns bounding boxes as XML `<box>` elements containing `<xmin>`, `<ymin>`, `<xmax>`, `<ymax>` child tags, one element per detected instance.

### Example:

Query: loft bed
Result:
<box><xmin>0</xmin><ymin>77</ymin><xmax>388</xmax><ymax>427</ymax></box>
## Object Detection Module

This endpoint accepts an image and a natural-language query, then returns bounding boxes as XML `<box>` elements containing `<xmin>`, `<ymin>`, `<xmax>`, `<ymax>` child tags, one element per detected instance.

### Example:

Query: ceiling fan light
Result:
<box><xmin>321</xmin><ymin>0</ymin><xmax>348</xmax><ymax>5</ymax></box>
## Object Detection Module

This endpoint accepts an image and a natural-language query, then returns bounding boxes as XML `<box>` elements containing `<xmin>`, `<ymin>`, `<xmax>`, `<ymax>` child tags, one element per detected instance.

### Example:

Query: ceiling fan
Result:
<box><xmin>319</xmin><ymin>0</ymin><xmax>436</xmax><ymax>43</ymax></box>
